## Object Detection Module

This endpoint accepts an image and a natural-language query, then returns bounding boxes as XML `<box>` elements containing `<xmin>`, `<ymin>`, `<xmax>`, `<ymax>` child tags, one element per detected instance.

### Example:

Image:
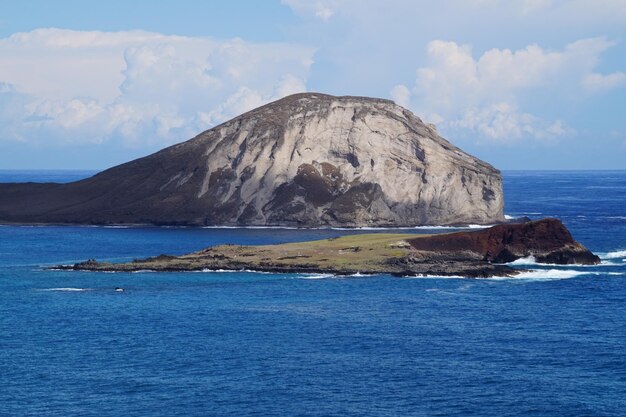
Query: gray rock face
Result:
<box><xmin>0</xmin><ymin>93</ymin><xmax>504</xmax><ymax>226</ymax></box>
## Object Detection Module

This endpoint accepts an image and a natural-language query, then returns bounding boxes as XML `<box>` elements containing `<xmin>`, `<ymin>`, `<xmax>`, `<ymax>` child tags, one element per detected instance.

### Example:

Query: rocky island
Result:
<box><xmin>59</xmin><ymin>219</ymin><xmax>600</xmax><ymax>278</ymax></box>
<box><xmin>0</xmin><ymin>93</ymin><xmax>503</xmax><ymax>227</ymax></box>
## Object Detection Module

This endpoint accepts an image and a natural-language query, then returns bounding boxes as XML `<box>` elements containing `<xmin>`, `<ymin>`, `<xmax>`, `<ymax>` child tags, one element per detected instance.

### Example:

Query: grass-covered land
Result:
<box><xmin>62</xmin><ymin>232</ymin><xmax>516</xmax><ymax>277</ymax></box>
<box><xmin>57</xmin><ymin>219</ymin><xmax>599</xmax><ymax>278</ymax></box>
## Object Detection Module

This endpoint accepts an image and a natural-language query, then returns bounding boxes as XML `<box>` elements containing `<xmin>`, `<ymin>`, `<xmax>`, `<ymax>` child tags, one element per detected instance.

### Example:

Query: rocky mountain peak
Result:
<box><xmin>0</xmin><ymin>93</ymin><xmax>504</xmax><ymax>227</ymax></box>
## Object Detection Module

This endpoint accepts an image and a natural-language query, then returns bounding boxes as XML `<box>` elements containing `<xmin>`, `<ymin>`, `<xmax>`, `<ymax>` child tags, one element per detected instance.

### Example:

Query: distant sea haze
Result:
<box><xmin>0</xmin><ymin>169</ymin><xmax>98</xmax><ymax>183</ymax></box>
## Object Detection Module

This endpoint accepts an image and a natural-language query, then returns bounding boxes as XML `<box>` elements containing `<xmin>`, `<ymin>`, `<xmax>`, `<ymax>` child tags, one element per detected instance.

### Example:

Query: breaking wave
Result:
<box><xmin>38</xmin><ymin>287</ymin><xmax>90</xmax><ymax>292</ymax></box>
<box><xmin>599</xmin><ymin>250</ymin><xmax>626</xmax><ymax>260</ymax></box>
<box><xmin>504</xmin><ymin>256</ymin><xmax>620</xmax><ymax>267</ymax></box>
<box><xmin>199</xmin><ymin>268</ymin><xmax>274</xmax><ymax>274</ymax></box>
<box><xmin>298</xmin><ymin>273</ymin><xmax>336</xmax><ymax>279</ymax></box>
<box><xmin>405</xmin><ymin>274</ymin><xmax>467</xmax><ymax>279</ymax></box>
<box><xmin>490</xmin><ymin>269</ymin><xmax>588</xmax><ymax>281</ymax></box>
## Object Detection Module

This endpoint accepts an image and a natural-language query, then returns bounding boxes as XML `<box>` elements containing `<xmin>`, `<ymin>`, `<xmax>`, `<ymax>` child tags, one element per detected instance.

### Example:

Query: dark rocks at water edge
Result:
<box><xmin>57</xmin><ymin>219</ymin><xmax>600</xmax><ymax>278</ymax></box>
<box><xmin>407</xmin><ymin>218</ymin><xmax>601</xmax><ymax>265</ymax></box>
<box><xmin>0</xmin><ymin>93</ymin><xmax>503</xmax><ymax>227</ymax></box>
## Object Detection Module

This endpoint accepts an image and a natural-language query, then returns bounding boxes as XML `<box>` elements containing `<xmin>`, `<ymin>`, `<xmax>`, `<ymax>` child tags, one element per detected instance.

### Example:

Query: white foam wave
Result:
<box><xmin>491</xmin><ymin>269</ymin><xmax>587</xmax><ymax>281</ymax></box>
<box><xmin>408</xmin><ymin>269</ymin><xmax>592</xmax><ymax>281</ymax></box>
<box><xmin>405</xmin><ymin>274</ymin><xmax>466</xmax><ymax>279</ymax></box>
<box><xmin>299</xmin><ymin>273</ymin><xmax>336</xmax><ymax>279</ymax></box>
<box><xmin>39</xmin><ymin>287</ymin><xmax>90</xmax><ymax>292</ymax></box>
<box><xmin>348</xmin><ymin>272</ymin><xmax>373</xmax><ymax>277</ymax></box>
<box><xmin>600</xmin><ymin>250</ymin><xmax>626</xmax><ymax>260</ymax></box>
<box><xmin>503</xmin><ymin>256</ymin><xmax>620</xmax><ymax>267</ymax></box>
<box><xmin>504</xmin><ymin>214</ymin><xmax>514</xmax><ymax>220</ymax></box>
<box><xmin>200</xmin><ymin>268</ymin><xmax>238</xmax><ymax>272</ymax></box>
<box><xmin>199</xmin><ymin>268</ymin><xmax>274</xmax><ymax>274</ymax></box>
<box><xmin>506</xmin><ymin>256</ymin><xmax>537</xmax><ymax>266</ymax></box>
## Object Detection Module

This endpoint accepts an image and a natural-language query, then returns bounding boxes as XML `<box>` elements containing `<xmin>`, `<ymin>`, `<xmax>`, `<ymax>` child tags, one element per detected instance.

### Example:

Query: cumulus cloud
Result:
<box><xmin>0</xmin><ymin>28</ymin><xmax>314</xmax><ymax>146</ymax></box>
<box><xmin>390</xmin><ymin>84</ymin><xmax>411</xmax><ymax>109</ymax></box>
<box><xmin>583</xmin><ymin>72</ymin><xmax>626</xmax><ymax>92</ymax></box>
<box><xmin>395</xmin><ymin>37</ymin><xmax>624</xmax><ymax>141</ymax></box>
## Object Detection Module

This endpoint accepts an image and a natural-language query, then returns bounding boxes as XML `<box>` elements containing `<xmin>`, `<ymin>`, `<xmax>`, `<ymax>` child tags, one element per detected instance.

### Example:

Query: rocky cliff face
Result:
<box><xmin>408</xmin><ymin>218</ymin><xmax>601</xmax><ymax>265</ymax></box>
<box><xmin>0</xmin><ymin>93</ymin><xmax>504</xmax><ymax>227</ymax></box>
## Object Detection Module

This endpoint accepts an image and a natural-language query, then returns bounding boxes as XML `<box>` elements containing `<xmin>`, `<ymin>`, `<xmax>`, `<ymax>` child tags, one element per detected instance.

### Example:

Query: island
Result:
<box><xmin>1</xmin><ymin>93</ymin><xmax>503</xmax><ymax>228</ymax></box>
<box><xmin>58</xmin><ymin>219</ymin><xmax>600</xmax><ymax>278</ymax></box>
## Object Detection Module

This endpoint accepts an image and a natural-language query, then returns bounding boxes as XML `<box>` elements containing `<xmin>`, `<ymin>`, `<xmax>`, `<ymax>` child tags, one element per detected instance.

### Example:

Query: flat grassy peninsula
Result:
<box><xmin>77</xmin><ymin>233</ymin><xmax>423</xmax><ymax>274</ymax></box>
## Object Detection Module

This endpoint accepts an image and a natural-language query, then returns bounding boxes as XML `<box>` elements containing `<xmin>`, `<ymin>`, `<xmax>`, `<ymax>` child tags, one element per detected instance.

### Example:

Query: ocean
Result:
<box><xmin>0</xmin><ymin>170</ymin><xmax>625</xmax><ymax>416</ymax></box>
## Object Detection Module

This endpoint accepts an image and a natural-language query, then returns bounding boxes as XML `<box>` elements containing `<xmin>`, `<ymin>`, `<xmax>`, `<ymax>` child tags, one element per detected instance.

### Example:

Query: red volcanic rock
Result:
<box><xmin>408</xmin><ymin>218</ymin><xmax>600</xmax><ymax>265</ymax></box>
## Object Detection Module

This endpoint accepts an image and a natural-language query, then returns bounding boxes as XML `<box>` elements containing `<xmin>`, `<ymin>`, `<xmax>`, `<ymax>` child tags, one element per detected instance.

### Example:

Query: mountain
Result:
<box><xmin>0</xmin><ymin>93</ymin><xmax>504</xmax><ymax>227</ymax></box>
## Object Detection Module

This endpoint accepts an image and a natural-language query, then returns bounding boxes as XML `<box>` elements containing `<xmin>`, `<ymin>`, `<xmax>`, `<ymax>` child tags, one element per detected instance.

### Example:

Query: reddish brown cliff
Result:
<box><xmin>408</xmin><ymin>218</ymin><xmax>600</xmax><ymax>265</ymax></box>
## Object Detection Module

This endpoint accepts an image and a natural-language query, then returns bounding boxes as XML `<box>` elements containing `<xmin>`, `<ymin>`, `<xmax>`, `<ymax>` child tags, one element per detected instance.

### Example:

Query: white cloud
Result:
<box><xmin>449</xmin><ymin>102</ymin><xmax>571</xmax><ymax>141</ymax></box>
<box><xmin>0</xmin><ymin>28</ymin><xmax>313</xmax><ymax>146</ymax></box>
<box><xmin>583</xmin><ymin>72</ymin><xmax>626</xmax><ymax>92</ymax></box>
<box><xmin>399</xmin><ymin>38</ymin><xmax>623</xmax><ymax>141</ymax></box>
<box><xmin>390</xmin><ymin>84</ymin><xmax>411</xmax><ymax>108</ymax></box>
<box><xmin>315</xmin><ymin>7</ymin><xmax>334</xmax><ymax>21</ymax></box>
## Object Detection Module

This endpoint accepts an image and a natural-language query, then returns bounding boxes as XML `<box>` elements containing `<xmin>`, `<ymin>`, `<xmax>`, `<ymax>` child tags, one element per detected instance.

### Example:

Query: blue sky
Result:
<box><xmin>1</xmin><ymin>0</ymin><xmax>625</xmax><ymax>170</ymax></box>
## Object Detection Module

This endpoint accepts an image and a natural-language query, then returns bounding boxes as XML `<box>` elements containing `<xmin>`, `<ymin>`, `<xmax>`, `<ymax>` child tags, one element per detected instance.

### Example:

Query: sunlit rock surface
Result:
<box><xmin>0</xmin><ymin>93</ymin><xmax>504</xmax><ymax>227</ymax></box>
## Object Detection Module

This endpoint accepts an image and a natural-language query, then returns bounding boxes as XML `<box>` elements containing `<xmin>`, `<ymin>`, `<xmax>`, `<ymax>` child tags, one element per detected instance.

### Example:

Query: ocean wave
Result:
<box><xmin>348</xmin><ymin>272</ymin><xmax>373</xmax><ymax>277</ymax></box>
<box><xmin>503</xmin><ymin>256</ymin><xmax>620</xmax><ymax>267</ymax></box>
<box><xmin>405</xmin><ymin>274</ymin><xmax>466</xmax><ymax>279</ymax></box>
<box><xmin>199</xmin><ymin>268</ymin><xmax>274</xmax><ymax>274</ymax></box>
<box><xmin>599</xmin><ymin>250</ymin><xmax>626</xmax><ymax>260</ymax></box>
<box><xmin>490</xmin><ymin>269</ymin><xmax>588</xmax><ymax>281</ymax></box>
<box><xmin>404</xmin><ymin>268</ymin><xmax>620</xmax><ymax>280</ymax></box>
<box><xmin>505</xmin><ymin>256</ymin><xmax>539</xmax><ymax>266</ymax></box>
<box><xmin>38</xmin><ymin>287</ymin><xmax>90</xmax><ymax>292</ymax></box>
<box><xmin>298</xmin><ymin>273</ymin><xmax>337</xmax><ymax>279</ymax></box>
<box><xmin>295</xmin><ymin>272</ymin><xmax>371</xmax><ymax>279</ymax></box>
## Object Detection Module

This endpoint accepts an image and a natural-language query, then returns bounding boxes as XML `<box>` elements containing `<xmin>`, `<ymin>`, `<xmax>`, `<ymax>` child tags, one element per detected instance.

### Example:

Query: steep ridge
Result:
<box><xmin>0</xmin><ymin>93</ymin><xmax>504</xmax><ymax>227</ymax></box>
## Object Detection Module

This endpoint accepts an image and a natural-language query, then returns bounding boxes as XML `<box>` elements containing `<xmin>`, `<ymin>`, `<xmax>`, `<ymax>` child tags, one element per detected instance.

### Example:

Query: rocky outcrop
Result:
<box><xmin>407</xmin><ymin>218</ymin><xmax>600</xmax><ymax>265</ymax></box>
<box><xmin>56</xmin><ymin>219</ymin><xmax>599</xmax><ymax>277</ymax></box>
<box><xmin>0</xmin><ymin>93</ymin><xmax>504</xmax><ymax>227</ymax></box>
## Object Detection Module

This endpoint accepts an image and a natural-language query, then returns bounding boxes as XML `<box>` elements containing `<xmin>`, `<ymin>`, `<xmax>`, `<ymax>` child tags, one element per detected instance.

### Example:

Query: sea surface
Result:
<box><xmin>0</xmin><ymin>170</ymin><xmax>625</xmax><ymax>416</ymax></box>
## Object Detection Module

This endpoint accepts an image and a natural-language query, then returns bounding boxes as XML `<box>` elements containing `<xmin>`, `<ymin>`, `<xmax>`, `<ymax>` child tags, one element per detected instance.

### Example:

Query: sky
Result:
<box><xmin>1</xmin><ymin>0</ymin><xmax>625</xmax><ymax>170</ymax></box>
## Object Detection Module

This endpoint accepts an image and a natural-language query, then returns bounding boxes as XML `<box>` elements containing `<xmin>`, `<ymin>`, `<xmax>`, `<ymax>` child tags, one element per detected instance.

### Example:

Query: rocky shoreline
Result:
<box><xmin>55</xmin><ymin>219</ymin><xmax>600</xmax><ymax>278</ymax></box>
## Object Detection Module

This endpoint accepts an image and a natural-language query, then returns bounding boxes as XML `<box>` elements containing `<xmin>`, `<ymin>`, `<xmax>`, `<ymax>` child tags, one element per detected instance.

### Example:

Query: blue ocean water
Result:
<box><xmin>0</xmin><ymin>170</ymin><xmax>625</xmax><ymax>416</ymax></box>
